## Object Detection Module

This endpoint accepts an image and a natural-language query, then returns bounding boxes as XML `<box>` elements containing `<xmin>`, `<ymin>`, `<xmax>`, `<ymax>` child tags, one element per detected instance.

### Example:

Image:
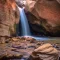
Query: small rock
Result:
<box><xmin>28</xmin><ymin>46</ymin><xmax>36</xmax><ymax>49</ymax></box>
<box><xmin>11</xmin><ymin>48</ymin><xmax>16</xmax><ymax>51</ymax></box>
<box><xmin>0</xmin><ymin>37</ymin><xmax>5</xmax><ymax>44</ymax></box>
<box><xmin>12</xmin><ymin>37</ymin><xmax>20</xmax><ymax>42</ymax></box>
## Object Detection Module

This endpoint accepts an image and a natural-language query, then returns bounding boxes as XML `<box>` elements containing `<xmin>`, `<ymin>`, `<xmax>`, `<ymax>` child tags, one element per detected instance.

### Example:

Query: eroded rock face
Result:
<box><xmin>0</xmin><ymin>0</ymin><xmax>19</xmax><ymax>42</ymax></box>
<box><xmin>26</xmin><ymin>0</ymin><xmax>60</xmax><ymax>35</ymax></box>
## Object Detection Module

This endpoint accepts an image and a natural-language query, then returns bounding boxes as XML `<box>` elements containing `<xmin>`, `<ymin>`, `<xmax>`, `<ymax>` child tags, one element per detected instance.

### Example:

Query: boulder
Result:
<box><xmin>29</xmin><ymin>43</ymin><xmax>59</xmax><ymax>60</ymax></box>
<box><xmin>0</xmin><ymin>0</ymin><xmax>19</xmax><ymax>42</ymax></box>
<box><xmin>26</xmin><ymin>0</ymin><xmax>60</xmax><ymax>35</ymax></box>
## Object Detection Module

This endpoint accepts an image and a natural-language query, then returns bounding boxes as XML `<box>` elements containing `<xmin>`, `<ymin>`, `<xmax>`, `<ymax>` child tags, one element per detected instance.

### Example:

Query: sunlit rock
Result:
<box><xmin>29</xmin><ymin>43</ymin><xmax>59</xmax><ymax>60</ymax></box>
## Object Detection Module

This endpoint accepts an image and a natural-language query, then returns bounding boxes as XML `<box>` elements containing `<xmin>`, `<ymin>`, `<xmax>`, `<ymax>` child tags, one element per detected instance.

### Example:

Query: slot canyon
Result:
<box><xmin>0</xmin><ymin>0</ymin><xmax>60</xmax><ymax>60</ymax></box>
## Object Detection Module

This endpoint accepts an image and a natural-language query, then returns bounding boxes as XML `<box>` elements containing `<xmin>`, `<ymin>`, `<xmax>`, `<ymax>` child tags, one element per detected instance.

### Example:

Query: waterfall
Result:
<box><xmin>18</xmin><ymin>7</ymin><xmax>31</xmax><ymax>36</ymax></box>
<box><xmin>17</xmin><ymin>6</ymin><xmax>59</xmax><ymax>41</ymax></box>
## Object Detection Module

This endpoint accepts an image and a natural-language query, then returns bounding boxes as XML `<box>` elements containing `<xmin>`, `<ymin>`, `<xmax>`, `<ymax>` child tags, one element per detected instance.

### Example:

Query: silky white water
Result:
<box><xmin>18</xmin><ymin>7</ymin><xmax>31</xmax><ymax>36</ymax></box>
<box><xmin>18</xmin><ymin>7</ymin><xmax>59</xmax><ymax>41</ymax></box>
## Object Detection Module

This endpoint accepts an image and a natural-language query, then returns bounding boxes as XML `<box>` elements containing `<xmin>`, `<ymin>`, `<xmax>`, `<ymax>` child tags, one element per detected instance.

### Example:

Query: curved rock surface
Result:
<box><xmin>0</xmin><ymin>0</ymin><xmax>19</xmax><ymax>42</ymax></box>
<box><xmin>29</xmin><ymin>43</ymin><xmax>59</xmax><ymax>60</ymax></box>
<box><xmin>25</xmin><ymin>0</ymin><xmax>60</xmax><ymax>35</ymax></box>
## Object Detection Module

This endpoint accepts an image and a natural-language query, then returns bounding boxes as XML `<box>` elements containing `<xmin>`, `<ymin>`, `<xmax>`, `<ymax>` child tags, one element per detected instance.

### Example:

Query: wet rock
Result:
<box><xmin>37</xmin><ymin>42</ymin><xmax>42</xmax><ymax>45</ymax></box>
<box><xmin>20</xmin><ymin>37</ymin><xmax>26</xmax><ymax>40</ymax></box>
<box><xmin>25</xmin><ymin>37</ymin><xmax>36</xmax><ymax>43</ymax></box>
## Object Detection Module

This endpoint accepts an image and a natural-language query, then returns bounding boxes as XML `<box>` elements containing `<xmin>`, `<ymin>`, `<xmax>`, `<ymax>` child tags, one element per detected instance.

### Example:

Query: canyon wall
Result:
<box><xmin>26</xmin><ymin>0</ymin><xmax>60</xmax><ymax>36</ymax></box>
<box><xmin>0</xmin><ymin>0</ymin><xmax>19</xmax><ymax>42</ymax></box>
<box><xmin>15</xmin><ymin>0</ymin><xmax>60</xmax><ymax>36</ymax></box>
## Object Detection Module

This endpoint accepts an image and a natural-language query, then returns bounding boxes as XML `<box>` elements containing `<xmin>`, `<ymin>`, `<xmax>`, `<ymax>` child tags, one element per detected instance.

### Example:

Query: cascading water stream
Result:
<box><xmin>17</xmin><ymin>6</ymin><xmax>59</xmax><ymax>41</ymax></box>
<box><xmin>18</xmin><ymin>7</ymin><xmax>31</xmax><ymax>36</ymax></box>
